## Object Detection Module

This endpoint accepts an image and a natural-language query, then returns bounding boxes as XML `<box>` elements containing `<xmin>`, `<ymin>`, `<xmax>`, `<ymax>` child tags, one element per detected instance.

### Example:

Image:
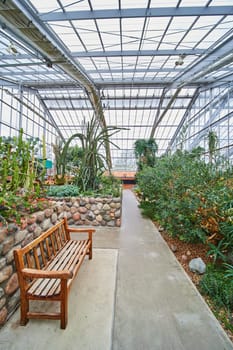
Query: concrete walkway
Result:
<box><xmin>1</xmin><ymin>189</ymin><xmax>233</xmax><ymax>350</ymax></box>
<box><xmin>94</xmin><ymin>189</ymin><xmax>233</xmax><ymax>350</ymax></box>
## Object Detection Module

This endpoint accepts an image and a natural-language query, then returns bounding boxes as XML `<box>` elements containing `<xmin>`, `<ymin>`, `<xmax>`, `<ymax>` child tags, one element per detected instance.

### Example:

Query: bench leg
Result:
<box><xmin>60</xmin><ymin>301</ymin><xmax>68</xmax><ymax>329</ymax></box>
<box><xmin>60</xmin><ymin>280</ymin><xmax>68</xmax><ymax>329</ymax></box>
<box><xmin>20</xmin><ymin>294</ymin><xmax>29</xmax><ymax>326</ymax></box>
<box><xmin>89</xmin><ymin>242</ymin><xmax>92</xmax><ymax>260</ymax></box>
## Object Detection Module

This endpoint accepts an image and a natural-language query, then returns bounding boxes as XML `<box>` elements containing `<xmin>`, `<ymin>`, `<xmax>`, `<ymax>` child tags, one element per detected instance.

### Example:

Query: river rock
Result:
<box><xmin>189</xmin><ymin>257</ymin><xmax>206</xmax><ymax>274</ymax></box>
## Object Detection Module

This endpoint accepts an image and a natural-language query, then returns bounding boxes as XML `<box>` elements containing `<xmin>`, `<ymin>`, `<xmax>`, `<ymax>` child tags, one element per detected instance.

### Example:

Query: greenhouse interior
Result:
<box><xmin>0</xmin><ymin>0</ymin><xmax>233</xmax><ymax>349</ymax></box>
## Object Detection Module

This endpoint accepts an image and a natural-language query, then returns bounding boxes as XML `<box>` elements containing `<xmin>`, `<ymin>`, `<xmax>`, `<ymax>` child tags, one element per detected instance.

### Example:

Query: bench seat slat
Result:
<box><xmin>27</xmin><ymin>240</ymin><xmax>74</xmax><ymax>295</ymax></box>
<box><xmin>27</xmin><ymin>240</ymin><xmax>80</xmax><ymax>296</ymax></box>
<box><xmin>43</xmin><ymin>240</ymin><xmax>89</xmax><ymax>297</ymax></box>
<box><xmin>38</xmin><ymin>241</ymin><xmax>85</xmax><ymax>297</ymax></box>
<box><xmin>27</xmin><ymin>240</ymin><xmax>90</xmax><ymax>297</ymax></box>
<box><xmin>48</xmin><ymin>240</ymin><xmax>90</xmax><ymax>296</ymax></box>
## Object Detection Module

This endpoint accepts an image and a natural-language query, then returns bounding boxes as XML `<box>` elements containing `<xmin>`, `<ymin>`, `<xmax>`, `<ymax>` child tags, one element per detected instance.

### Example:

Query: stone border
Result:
<box><xmin>0</xmin><ymin>195</ymin><xmax>122</xmax><ymax>327</ymax></box>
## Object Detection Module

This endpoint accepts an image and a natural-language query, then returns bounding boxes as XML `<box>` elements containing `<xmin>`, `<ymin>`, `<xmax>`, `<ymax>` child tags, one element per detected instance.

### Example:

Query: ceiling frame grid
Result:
<box><xmin>0</xmin><ymin>0</ymin><xmax>232</xmax><ymax>168</ymax></box>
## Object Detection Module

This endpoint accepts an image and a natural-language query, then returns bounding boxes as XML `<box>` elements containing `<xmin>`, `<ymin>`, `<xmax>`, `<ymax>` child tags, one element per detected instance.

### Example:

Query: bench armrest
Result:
<box><xmin>67</xmin><ymin>227</ymin><xmax>95</xmax><ymax>234</ymax></box>
<box><xmin>67</xmin><ymin>227</ymin><xmax>95</xmax><ymax>241</ymax></box>
<box><xmin>22</xmin><ymin>268</ymin><xmax>73</xmax><ymax>280</ymax></box>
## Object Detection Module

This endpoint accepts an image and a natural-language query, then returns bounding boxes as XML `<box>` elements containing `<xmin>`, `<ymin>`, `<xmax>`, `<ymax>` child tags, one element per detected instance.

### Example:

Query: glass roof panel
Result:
<box><xmin>60</xmin><ymin>0</ymin><xmax>90</xmax><ymax>11</ymax></box>
<box><xmin>150</xmin><ymin>0</ymin><xmax>179</xmax><ymax>6</ymax></box>
<box><xmin>180</xmin><ymin>0</ymin><xmax>209</xmax><ymax>5</ymax></box>
<box><xmin>96</xmin><ymin>19</ymin><xmax>120</xmax><ymax>50</ymax></box>
<box><xmin>122</xmin><ymin>18</ymin><xmax>146</xmax><ymax>50</ymax></box>
<box><xmin>121</xmin><ymin>0</ymin><xmax>150</xmax><ymax>9</ymax></box>
<box><xmin>0</xmin><ymin>0</ymin><xmax>232</xmax><ymax>169</ymax></box>
<box><xmin>72</xmin><ymin>20</ymin><xmax>102</xmax><ymax>51</ymax></box>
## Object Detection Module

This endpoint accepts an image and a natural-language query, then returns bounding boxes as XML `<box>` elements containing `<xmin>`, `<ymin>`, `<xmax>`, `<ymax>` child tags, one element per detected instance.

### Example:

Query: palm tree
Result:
<box><xmin>207</xmin><ymin>130</ymin><xmax>218</xmax><ymax>164</ymax></box>
<box><xmin>134</xmin><ymin>138</ymin><xmax>158</xmax><ymax>170</ymax></box>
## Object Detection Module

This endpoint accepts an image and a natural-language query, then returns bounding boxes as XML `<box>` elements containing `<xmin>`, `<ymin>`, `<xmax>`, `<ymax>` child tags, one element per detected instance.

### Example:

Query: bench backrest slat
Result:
<box><xmin>54</xmin><ymin>228</ymin><xmax>61</xmax><ymax>250</ymax></box>
<box><xmin>46</xmin><ymin>237</ymin><xmax>51</xmax><ymax>259</ymax></box>
<box><xmin>26</xmin><ymin>252</ymin><xmax>33</xmax><ymax>268</ymax></box>
<box><xmin>14</xmin><ymin>219</ymin><xmax>69</xmax><ymax>271</ymax></box>
<box><xmin>39</xmin><ymin>242</ymin><xmax>46</xmax><ymax>266</ymax></box>
<box><xmin>50</xmin><ymin>234</ymin><xmax>56</xmax><ymax>255</ymax></box>
<box><xmin>33</xmin><ymin>247</ymin><xmax>41</xmax><ymax>269</ymax></box>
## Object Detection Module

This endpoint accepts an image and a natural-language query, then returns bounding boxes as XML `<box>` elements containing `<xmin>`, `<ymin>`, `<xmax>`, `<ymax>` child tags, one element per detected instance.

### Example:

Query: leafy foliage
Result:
<box><xmin>73</xmin><ymin>116</ymin><xmax>121</xmax><ymax>192</ymax></box>
<box><xmin>207</xmin><ymin>242</ymin><xmax>227</xmax><ymax>264</ymax></box>
<box><xmin>97</xmin><ymin>174</ymin><xmax>121</xmax><ymax>197</ymax></box>
<box><xmin>134</xmin><ymin>138</ymin><xmax>158</xmax><ymax>170</ymax></box>
<box><xmin>46</xmin><ymin>185</ymin><xmax>80</xmax><ymax>197</ymax></box>
<box><xmin>52</xmin><ymin>134</ymin><xmax>84</xmax><ymax>185</ymax></box>
<box><xmin>207</xmin><ymin>130</ymin><xmax>218</xmax><ymax>164</ymax></box>
<box><xmin>46</xmin><ymin>175</ymin><xmax>121</xmax><ymax>198</ymax></box>
<box><xmin>199</xmin><ymin>265</ymin><xmax>233</xmax><ymax>312</ymax></box>
<box><xmin>136</xmin><ymin>148</ymin><xmax>233</xmax><ymax>248</ymax></box>
<box><xmin>0</xmin><ymin>129</ymin><xmax>45</xmax><ymax>221</ymax></box>
<box><xmin>66</xmin><ymin>145</ymin><xmax>84</xmax><ymax>173</ymax></box>
<box><xmin>223</xmin><ymin>263</ymin><xmax>233</xmax><ymax>279</ymax></box>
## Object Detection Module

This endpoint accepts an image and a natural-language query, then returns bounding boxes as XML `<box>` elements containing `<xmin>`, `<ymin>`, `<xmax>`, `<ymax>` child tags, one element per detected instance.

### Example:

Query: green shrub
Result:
<box><xmin>199</xmin><ymin>265</ymin><xmax>233</xmax><ymax>312</ymax></box>
<box><xmin>223</xmin><ymin>263</ymin><xmax>233</xmax><ymax>279</ymax></box>
<box><xmin>46</xmin><ymin>185</ymin><xmax>80</xmax><ymax>197</ymax></box>
<box><xmin>139</xmin><ymin>201</ymin><xmax>157</xmax><ymax>220</ymax></box>
<box><xmin>46</xmin><ymin>176</ymin><xmax>121</xmax><ymax>198</ymax></box>
<box><xmin>136</xmin><ymin>148</ymin><xmax>233</xmax><ymax>246</ymax></box>
<box><xmin>98</xmin><ymin>175</ymin><xmax>121</xmax><ymax>197</ymax></box>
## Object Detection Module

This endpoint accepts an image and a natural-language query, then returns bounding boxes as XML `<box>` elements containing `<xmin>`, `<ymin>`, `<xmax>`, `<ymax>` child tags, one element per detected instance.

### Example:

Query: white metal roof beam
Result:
<box><xmin>151</xmin><ymin>33</ymin><xmax>233</xmax><ymax>142</ymax></box>
<box><xmin>40</xmin><ymin>6</ymin><xmax>233</xmax><ymax>22</ymax></box>
<box><xmin>1</xmin><ymin>67</ymin><xmax>185</xmax><ymax>75</ymax></box>
<box><xmin>0</xmin><ymin>49</ymin><xmax>204</xmax><ymax>61</ymax></box>
<box><xmin>173</xmin><ymin>35</ymin><xmax>233</xmax><ymax>87</ymax></box>
<box><xmin>69</xmin><ymin>49</ymin><xmax>204</xmax><ymax>58</ymax></box>
<box><xmin>167</xmin><ymin>89</ymin><xmax>200</xmax><ymax>151</ymax></box>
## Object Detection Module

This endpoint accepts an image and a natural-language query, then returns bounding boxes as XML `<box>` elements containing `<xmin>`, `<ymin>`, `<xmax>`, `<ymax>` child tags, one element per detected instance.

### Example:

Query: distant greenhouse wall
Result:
<box><xmin>171</xmin><ymin>84</ymin><xmax>233</xmax><ymax>162</ymax></box>
<box><xmin>0</xmin><ymin>86</ymin><xmax>57</xmax><ymax>161</ymax></box>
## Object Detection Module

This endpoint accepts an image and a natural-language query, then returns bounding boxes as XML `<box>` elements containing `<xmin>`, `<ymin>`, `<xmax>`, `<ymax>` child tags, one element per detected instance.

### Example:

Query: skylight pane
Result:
<box><xmin>72</xmin><ymin>20</ymin><xmax>102</xmax><ymax>51</ymax></box>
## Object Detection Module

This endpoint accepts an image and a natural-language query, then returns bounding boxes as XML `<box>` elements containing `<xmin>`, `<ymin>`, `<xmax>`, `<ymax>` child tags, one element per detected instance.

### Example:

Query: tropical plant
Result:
<box><xmin>199</xmin><ymin>265</ymin><xmax>233</xmax><ymax>313</ymax></box>
<box><xmin>134</xmin><ymin>138</ymin><xmax>158</xmax><ymax>170</ymax></box>
<box><xmin>46</xmin><ymin>185</ymin><xmax>80</xmax><ymax>197</ymax></box>
<box><xmin>52</xmin><ymin>135</ymin><xmax>81</xmax><ymax>185</ymax></box>
<box><xmin>207</xmin><ymin>130</ymin><xmax>218</xmax><ymax>164</ymax></box>
<box><xmin>207</xmin><ymin>241</ymin><xmax>227</xmax><ymax>264</ymax></box>
<box><xmin>66</xmin><ymin>145</ymin><xmax>84</xmax><ymax>174</ymax></box>
<box><xmin>74</xmin><ymin>116</ymin><xmax>122</xmax><ymax>192</ymax></box>
<box><xmin>223</xmin><ymin>263</ymin><xmax>233</xmax><ymax>279</ymax></box>
<box><xmin>0</xmin><ymin>129</ymin><xmax>46</xmax><ymax>221</ymax></box>
<box><xmin>0</xmin><ymin>128</ymin><xmax>42</xmax><ymax>193</ymax></box>
<box><xmin>98</xmin><ymin>174</ymin><xmax>121</xmax><ymax>197</ymax></box>
<box><xmin>53</xmin><ymin>116</ymin><xmax>122</xmax><ymax>189</ymax></box>
<box><xmin>136</xmin><ymin>148</ymin><xmax>233</xmax><ymax>244</ymax></box>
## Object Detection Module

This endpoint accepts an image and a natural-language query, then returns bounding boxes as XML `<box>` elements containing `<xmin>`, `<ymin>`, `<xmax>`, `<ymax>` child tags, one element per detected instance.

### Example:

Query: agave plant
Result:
<box><xmin>53</xmin><ymin>115</ymin><xmax>122</xmax><ymax>190</ymax></box>
<box><xmin>74</xmin><ymin>115</ymin><xmax>121</xmax><ymax>191</ymax></box>
<box><xmin>52</xmin><ymin>134</ymin><xmax>83</xmax><ymax>185</ymax></box>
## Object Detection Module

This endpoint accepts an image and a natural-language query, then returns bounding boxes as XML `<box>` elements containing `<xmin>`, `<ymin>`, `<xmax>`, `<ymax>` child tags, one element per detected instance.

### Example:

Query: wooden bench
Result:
<box><xmin>14</xmin><ymin>217</ymin><xmax>95</xmax><ymax>329</ymax></box>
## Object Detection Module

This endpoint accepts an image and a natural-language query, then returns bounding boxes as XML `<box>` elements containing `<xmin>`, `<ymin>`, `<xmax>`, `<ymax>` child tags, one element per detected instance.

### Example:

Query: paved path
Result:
<box><xmin>95</xmin><ymin>189</ymin><xmax>233</xmax><ymax>350</ymax></box>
